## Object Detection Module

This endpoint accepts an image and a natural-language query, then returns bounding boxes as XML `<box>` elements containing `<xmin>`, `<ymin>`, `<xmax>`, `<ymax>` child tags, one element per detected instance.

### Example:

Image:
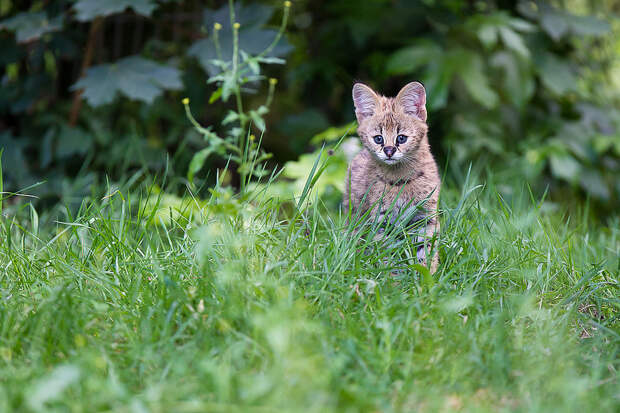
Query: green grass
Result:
<box><xmin>0</xmin><ymin>169</ymin><xmax>618</xmax><ymax>412</ymax></box>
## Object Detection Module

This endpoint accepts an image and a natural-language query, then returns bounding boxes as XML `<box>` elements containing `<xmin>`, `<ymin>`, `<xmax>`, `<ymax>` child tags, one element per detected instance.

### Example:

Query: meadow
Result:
<box><xmin>1</xmin><ymin>161</ymin><xmax>618</xmax><ymax>412</ymax></box>
<box><xmin>2</xmin><ymin>0</ymin><xmax>620</xmax><ymax>411</ymax></box>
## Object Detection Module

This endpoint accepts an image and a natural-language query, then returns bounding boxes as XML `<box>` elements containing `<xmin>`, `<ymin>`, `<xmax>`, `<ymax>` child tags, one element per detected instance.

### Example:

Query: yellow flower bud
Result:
<box><xmin>214</xmin><ymin>22</ymin><xmax>222</xmax><ymax>31</ymax></box>
<box><xmin>233</xmin><ymin>22</ymin><xmax>240</xmax><ymax>30</ymax></box>
<box><xmin>284</xmin><ymin>1</ymin><xmax>292</xmax><ymax>7</ymax></box>
<box><xmin>182</xmin><ymin>97</ymin><xmax>190</xmax><ymax>105</ymax></box>
<box><xmin>249</xmin><ymin>134</ymin><xmax>256</xmax><ymax>141</ymax></box>
<box><xmin>269</xmin><ymin>78</ymin><xmax>278</xmax><ymax>85</ymax></box>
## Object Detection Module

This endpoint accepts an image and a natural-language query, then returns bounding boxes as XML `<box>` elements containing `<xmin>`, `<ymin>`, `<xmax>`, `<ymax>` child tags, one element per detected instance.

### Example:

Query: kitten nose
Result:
<box><xmin>383</xmin><ymin>146</ymin><xmax>396</xmax><ymax>158</ymax></box>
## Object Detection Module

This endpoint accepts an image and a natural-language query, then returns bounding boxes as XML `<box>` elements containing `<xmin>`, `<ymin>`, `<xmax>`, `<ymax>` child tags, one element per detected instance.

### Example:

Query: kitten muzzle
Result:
<box><xmin>383</xmin><ymin>146</ymin><xmax>397</xmax><ymax>158</ymax></box>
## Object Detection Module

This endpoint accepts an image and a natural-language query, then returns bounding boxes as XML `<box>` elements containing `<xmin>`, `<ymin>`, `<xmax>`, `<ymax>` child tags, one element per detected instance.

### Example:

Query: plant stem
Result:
<box><xmin>239</xmin><ymin>3</ymin><xmax>290</xmax><ymax>72</ymax></box>
<box><xmin>213</xmin><ymin>26</ymin><xmax>222</xmax><ymax>61</ymax></box>
<box><xmin>228</xmin><ymin>0</ymin><xmax>248</xmax><ymax>192</ymax></box>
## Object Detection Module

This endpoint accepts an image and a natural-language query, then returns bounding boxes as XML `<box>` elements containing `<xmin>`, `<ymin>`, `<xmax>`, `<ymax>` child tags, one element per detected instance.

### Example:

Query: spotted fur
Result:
<box><xmin>344</xmin><ymin>82</ymin><xmax>440</xmax><ymax>271</ymax></box>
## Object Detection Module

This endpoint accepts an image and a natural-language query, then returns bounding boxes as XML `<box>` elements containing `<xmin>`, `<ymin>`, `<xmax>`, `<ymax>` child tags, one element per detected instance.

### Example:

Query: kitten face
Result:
<box><xmin>352</xmin><ymin>82</ymin><xmax>428</xmax><ymax>166</ymax></box>
<box><xmin>358</xmin><ymin>109</ymin><xmax>427</xmax><ymax>165</ymax></box>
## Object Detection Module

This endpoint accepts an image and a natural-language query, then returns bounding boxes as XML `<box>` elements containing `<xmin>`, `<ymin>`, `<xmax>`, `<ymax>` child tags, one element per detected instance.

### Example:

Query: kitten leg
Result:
<box><xmin>414</xmin><ymin>219</ymin><xmax>439</xmax><ymax>273</ymax></box>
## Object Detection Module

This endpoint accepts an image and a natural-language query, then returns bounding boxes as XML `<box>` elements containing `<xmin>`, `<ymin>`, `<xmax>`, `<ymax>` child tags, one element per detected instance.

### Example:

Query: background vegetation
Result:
<box><xmin>1</xmin><ymin>0</ymin><xmax>619</xmax><ymax>213</ymax></box>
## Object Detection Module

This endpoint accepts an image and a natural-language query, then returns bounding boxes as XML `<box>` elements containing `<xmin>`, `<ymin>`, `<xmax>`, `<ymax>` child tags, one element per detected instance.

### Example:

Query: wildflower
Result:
<box><xmin>233</xmin><ymin>22</ymin><xmax>240</xmax><ymax>30</ymax></box>
<box><xmin>214</xmin><ymin>22</ymin><xmax>222</xmax><ymax>31</ymax></box>
<box><xmin>284</xmin><ymin>1</ymin><xmax>292</xmax><ymax>8</ymax></box>
<box><xmin>182</xmin><ymin>98</ymin><xmax>189</xmax><ymax>105</ymax></box>
<box><xmin>269</xmin><ymin>78</ymin><xmax>278</xmax><ymax>85</ymax></box>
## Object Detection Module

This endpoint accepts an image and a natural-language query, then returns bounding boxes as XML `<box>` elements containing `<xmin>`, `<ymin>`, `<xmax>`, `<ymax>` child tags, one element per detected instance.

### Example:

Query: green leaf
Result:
<box><xmin>579</xmin><ymin>169</ymin><xmax>610</xmax><ymax>200</ymax></box>
<box><xmin>477</xmin><ymin>25</ymin><xmax>498</xmax><ymax>49</ymax></box>
<box><xmin>249</xmin><ymin>111</ymin><xmax>266</xmax><ymax>132</ymax></box>
<box><xmin>71</xmin><ymin>56</ymin><xmax>182</xmax><ymax>106</ymax></box>
<box><xmin>537</xmin><ymin>54</ymin><xmax>576</xmax><ymax>95</ymax></box>
<box><xmin>282</xmin><ymin>147</ymin><xmax>348</xmax><ymax>204</ymax></box>
<box><xmin>56</xmin><ymin>126</ymin><xmax>92</xmax><ymax>158</ymax></box>
<box><xmin>540</xmin><ymin>10</ymin><xmax>570</xmax><ymax>41</ymax></box>
<box><xmin>490</xmin><ymin>51</ymin><xmax>534</xmax><ymax>107</ymax></box>
<box><xmin>508</xmin><ymin>18</ymin><xmax>536</xmax><ymax>33</ymax></box>
<box><xmin>188</xmin><ymin>147</ymin><xmax>216</xmax><ymax>183</ymax></box>
<box><xmin>247</xmin><ymin>59</ymin><xmax>260</xmax><ymax>75</ymax></box>
<box><xmin>73</xmin><ymin>0</ymin><xmax>157</xmax><ymax>22</ymax></box>
<box><xmin>540</xmin><ymin>7</ymin><xmax>610</xmax><ymax>41</ymax></box>
<box><xmin>458</xmin><ymin>52</ymin><xmax>499</xmax><ymax>109</ymax></box>
<box><xmin>568</xmin><ymin>15</ymin><xmax>610</xmax><ymax>37</ymax></box>
<box><xmin>549</xmin><ymin>153</ymin><xmax>580</xmax><ymax>182</ymax></box>
<box><xmin>209</xmin><ymin>88</ymin><xmax>222</xmax><ymax>104</ymax></box>
<box><xmin>240</xmin><ymin>50</ymin><xmax>261</xmax><ymax>75</ymax></box>
<box><xmin>0</xmin><ymin>132</ymin><xmax>28</xmax><ymax>186</ymax></box>
<box><xmin>499</xmin><ymin>27</ymin><xmax>529</xmax><ymax>58</ymax></box>
<box><xmin>188</xmin><ymin>3</ymin><xmax>292</xmax><ymax>76</ymax></box>
<box><xmin>0</xmin><ymin>12</ymin><xmax>63</xmax><ymax>43</ymax></box>
<box><xmin>386</xmin><ymin>42</ymin><xmax>441</xmax><ymax>75</ymax></box>
<box><xmin>256</xmin><ymin>56</ymin><xmax>286</xmax><ymax>64</ymax></box>
<box><xmin>310</xmin><ymin>122</ymin><xmax>357</xmax><ymax>145</ymax></box>
<box><xmin>220</xmin><ymin>73</ymin><xmax>235</xmax><ymax>102</ymax></box>
<box><xmin>411</xmin><ymin>264</ymin><xmax>434</xmax><ymax>287</ymax></box>
<box><xmin>222</xmin><ymin>111</ymin><xmax>239</xmax><ymax>125</ymax></box>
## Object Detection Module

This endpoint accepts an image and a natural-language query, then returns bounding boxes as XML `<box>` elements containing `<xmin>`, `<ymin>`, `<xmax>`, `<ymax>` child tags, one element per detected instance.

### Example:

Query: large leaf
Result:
<box><xmin>73</xmin><ymin>0</ymin><xmax>157</xmax><ymax>21</ymax></box>
<box><xmin>498</xmin><ymin>27</ymin><xmax>529</xmax><ymax>58</ymax></box>
<box><xmin>490</xmin><ymin>51</ymin><xmax>534</xmax><ymax>108</ymax></box>
<box><xmin>0</xmin><ymin>12</ymin><xmax>63</xmax><ymax>43</ymax></box>
<box><xmin>71</xmin><ymin>56</ymin><xmax>182</xmax><ymax>106</ymax></box>
<box><xmin>188</xmin><ymin>3</ymin><xmax>292</xmax><ymax>76</ymax></box>
<box><xmin>469</xmin><ymin>13</ymin><xmax>535</xmax><ymax>50</ymax></box>
<box><xmin>457</xmin><ymin>51</ymin><xmax>499</xmax><ymax>109</ymax></box>
<box><xmin>0</xmin><ymin>132</ymin><xmax>28</xmax><ymax>186</ymax></box>
<box><xmin>537</xmin><ymin>5</ymin><xmax>610</xmax><ymax>42</ymax></box>
<box><xmin>537</xmin><ymin>54</ymin><xmax>576</xmax><ymax>95</ymax></box>
<box><xmin>282</xmin><ymin>147</ymin><xmax>348</xmax><ymax>195</ymax></box>
<box><xmin>421</xmin><ymin>61</ymin><xmax>454</xmax><ymax>111</ymax></box>
<box><xmin>549</xmin><ymin>153</ymin><xmax>580</xmax><ymax>182</ymax></box>
<box><xmin>578</xmin><ymin>169</ymin><xmax>610</xmax><ymax>200</ymax></box>
<box><xmin>540</xmin><ymin>10</ymin><xmax>570</xmax><ymax>42</ymax></box>
<box><xmin>567</xmin><ymin>15</ymin><xmax>610</xmax><ymax>37</ymax></box>
<box><xmin>56</xmin><ymin>126</ymin><xmax>92</xmax><ymax>158</ymax></box>
<box><xmin>188</xmin><ymin>147</ymin><xmax>216</xmax><ymax>184</ymax></box>
<box><xmin>386</xmin><ymin>41</ymin><xmax>441</xmax><ymax>75</ymax></box>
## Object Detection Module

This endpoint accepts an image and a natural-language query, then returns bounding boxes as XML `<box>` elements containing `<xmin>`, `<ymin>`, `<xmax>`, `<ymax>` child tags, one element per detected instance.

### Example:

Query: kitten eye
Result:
<box><xmin>396</xmin><ymin>134</ymin><xmax>408</xmax><ymax>144</ymax></box>
<box><xmin>373</xmin><ymin>135</ymin><xmax>384</xmax><ymax>145</ymax></box>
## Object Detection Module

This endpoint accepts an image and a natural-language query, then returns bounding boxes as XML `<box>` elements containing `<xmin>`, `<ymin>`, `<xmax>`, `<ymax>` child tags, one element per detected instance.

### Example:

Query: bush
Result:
<box><xmin>0</xmin><ymin>0</ymin><xmax>619</xmax><ymax>212</ymax></box>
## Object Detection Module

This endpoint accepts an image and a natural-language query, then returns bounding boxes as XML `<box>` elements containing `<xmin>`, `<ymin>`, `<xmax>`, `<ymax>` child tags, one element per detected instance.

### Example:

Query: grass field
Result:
<box><xmin>0</xmin><ymin>165</ymin><xmax>618</xmax><ymax>412</ymax></box>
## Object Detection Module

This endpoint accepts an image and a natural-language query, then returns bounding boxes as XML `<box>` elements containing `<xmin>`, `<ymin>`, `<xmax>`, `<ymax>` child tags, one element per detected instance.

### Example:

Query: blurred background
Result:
<box><xmin>1</xmin><ymin>0</ymin><xmax>619</xmax><ymax>215</ymax></box>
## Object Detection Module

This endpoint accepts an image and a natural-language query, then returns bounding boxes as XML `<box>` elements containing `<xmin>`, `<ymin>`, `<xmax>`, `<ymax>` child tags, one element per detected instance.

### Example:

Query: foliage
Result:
<box><xmin>0</xmin><ymin>11</ymin><xmax>63</xmax><ymax>43</ymax></box>
<box><xmin>282</xmin><ymin>0</ymin><xmax>620</xmax><ymax>209</ymax></box>
<box><xmin>0</xmin><ymin>0</ymin><xmax>293</xmax><ymax>206</ymax></box>
<box><xmin>72</xmin><ymin>0</ymin><xmax>157</xmax><ymax>21</ymax></box>
<box><xmin>72</xmin><ymin>56</ymin><xmax>183</xmax><ymax>106</ymax></box>
<box><xmin>0</xmin><ymin>0</ymin><xmax>619</xmax><ymax>212</ymax></box>
<box><xmin>0</xmin><ymin>168</ymin><xmax>618</xmax><ymax>411</ymax></box>
<box><xmin>183</xmin><ymin>0</ymin><xmax>291</xmax><ymax>192</ymax></box>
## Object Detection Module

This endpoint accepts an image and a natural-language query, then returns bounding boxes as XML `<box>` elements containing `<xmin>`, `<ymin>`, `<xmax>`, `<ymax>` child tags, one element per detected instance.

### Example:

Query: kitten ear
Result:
<box><xmin>396</xmin><ymin>81</ymin><xmax>427</xmax><ymax>122</ymax></box>
<box><xmin>352</xmin><ymin>83</ymin><xmax>379</xmax><ymax>122</ymax></box>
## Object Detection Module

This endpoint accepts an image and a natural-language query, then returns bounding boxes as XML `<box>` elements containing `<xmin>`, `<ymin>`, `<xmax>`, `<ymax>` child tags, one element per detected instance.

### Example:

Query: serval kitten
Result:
<box><xmin>343</xmin><ymin>82</ymin><xmax>440</xmax><ymax>271</ymax></box>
